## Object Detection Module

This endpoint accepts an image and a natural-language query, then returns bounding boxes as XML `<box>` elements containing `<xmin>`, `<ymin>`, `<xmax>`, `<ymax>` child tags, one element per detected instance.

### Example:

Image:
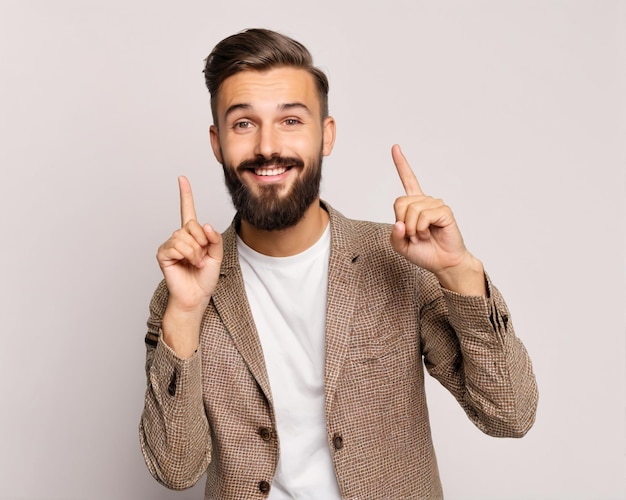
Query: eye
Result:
<box><xmin>233</xmin><ymin>120</ymin><xmax>252</xmax><ymax>129</ymax></box>
<box><xmin>283</xmin><ymin>118</ymin><xmax>302</xmax><ymax>126</ymax></box>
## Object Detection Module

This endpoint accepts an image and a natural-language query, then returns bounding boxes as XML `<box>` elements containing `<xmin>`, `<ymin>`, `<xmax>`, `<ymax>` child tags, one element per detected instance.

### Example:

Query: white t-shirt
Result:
<box><xmin>237</xmin><ymin>224</ymin><xmax>341</xmax><ymax>499</ymax></box>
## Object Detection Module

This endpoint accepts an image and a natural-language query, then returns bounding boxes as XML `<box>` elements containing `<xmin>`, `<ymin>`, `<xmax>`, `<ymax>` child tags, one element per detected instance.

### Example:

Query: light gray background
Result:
<box><xmin>1</xmin><ymin>1</ymin><xmax>624</xmax><ymax>499</ymax></box>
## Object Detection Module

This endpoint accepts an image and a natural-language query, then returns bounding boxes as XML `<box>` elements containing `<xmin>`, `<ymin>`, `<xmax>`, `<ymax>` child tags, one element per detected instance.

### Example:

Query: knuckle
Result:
<box><xmin>394</xmin><ymin>197</ymin><xmax>410</xmax><ymax>214</ymax></box>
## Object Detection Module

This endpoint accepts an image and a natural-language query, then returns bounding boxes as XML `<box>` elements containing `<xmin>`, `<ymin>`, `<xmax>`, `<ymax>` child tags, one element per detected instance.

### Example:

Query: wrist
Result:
<box><xmin>435</xmin><ymin>253</ymin><xmax>487</xmax><ymax>297</ymax></box>
<box><xmin>161</xmin><ymin>304</ymin><xmax>205</xmax><ymax>359</ymax></box>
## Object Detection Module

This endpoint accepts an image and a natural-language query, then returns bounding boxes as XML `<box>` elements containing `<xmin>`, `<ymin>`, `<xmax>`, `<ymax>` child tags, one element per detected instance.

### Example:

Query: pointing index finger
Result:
<box><xmin>392</xmin><ymin>144</ymin><xmax>424</xmax><ymax>196</ymax></box>
<box><xmin>178</xmin><ymin>175</ymin><xmax>198</xmax><ymax>227</ymax></box>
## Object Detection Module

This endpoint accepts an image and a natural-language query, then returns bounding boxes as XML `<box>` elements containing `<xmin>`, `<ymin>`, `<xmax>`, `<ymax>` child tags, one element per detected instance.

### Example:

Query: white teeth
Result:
<box><xmin>254</xmin><ymin>167</ymin><xmax>287</xmax><ymax>176</ymax></box>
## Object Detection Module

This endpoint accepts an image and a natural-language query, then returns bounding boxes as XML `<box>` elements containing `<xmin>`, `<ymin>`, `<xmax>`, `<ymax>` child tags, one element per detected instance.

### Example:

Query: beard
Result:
<box><xmin>222</xmin><ymin>151</ymin><xmax>323</xmax><ymax>231</ymax></box>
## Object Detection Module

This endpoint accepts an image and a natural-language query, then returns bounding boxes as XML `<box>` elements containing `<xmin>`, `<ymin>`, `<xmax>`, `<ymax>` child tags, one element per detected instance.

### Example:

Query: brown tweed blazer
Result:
<box><xmin>140</xmin><ymin>201</ymin><xmax>538</xmax><ymax>500</ymax></box>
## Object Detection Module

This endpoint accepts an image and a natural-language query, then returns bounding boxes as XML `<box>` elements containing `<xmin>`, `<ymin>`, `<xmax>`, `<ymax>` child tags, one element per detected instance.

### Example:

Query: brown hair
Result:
<box><xmin>203</xmin><ymin>28</ymin><xmax>329</xmax><ymax>124</ymax></box>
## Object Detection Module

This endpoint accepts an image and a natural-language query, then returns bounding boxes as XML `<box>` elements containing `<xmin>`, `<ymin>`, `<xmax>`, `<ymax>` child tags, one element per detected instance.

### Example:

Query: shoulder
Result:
<box><xmin>324</xmin><ymin>200</ymin><xmax>393</xmax><ymax>250</ymax></box>
<box><xmin>324</xmin><ymin>201</ymin><xmax>442</xmax><ymax>303</ymax></box>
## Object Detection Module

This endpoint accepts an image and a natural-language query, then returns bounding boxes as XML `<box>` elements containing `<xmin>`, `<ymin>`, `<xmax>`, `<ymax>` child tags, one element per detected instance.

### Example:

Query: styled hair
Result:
<box><xmin>203</xmin><ymin>28</ymin><xmax>329</xmax><ymax>124</ymax></box>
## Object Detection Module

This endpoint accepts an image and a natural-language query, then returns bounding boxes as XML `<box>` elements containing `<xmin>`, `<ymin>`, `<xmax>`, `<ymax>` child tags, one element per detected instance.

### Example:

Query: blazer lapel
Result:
<box><xmin>211</xmin><ymin>205</ymin><xmax>360</xmax><ymax>416</ymax></box>
<box><xmin>211</xmin><ymin>223</ymin><xmax>274</xmax><ymax>405</ymax></box>
<box><xmin>323</xmin><ymin>203</ymin><xmax>361</xmax><ymax>421</ymax></box>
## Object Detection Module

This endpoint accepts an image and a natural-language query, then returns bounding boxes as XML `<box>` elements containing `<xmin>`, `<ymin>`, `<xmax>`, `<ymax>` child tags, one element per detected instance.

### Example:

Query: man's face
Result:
<box><xmin>209</xmin><ymin>67</ymin><xmax>335</xmax><ymax>231</ymax></box>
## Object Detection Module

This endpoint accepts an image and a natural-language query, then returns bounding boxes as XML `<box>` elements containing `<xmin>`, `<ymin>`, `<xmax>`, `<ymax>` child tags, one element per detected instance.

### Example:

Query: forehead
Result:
<box><xmin>216</xmin><ymin>67</ymin><xmax>321</xmax><ymax>122</ymax></box>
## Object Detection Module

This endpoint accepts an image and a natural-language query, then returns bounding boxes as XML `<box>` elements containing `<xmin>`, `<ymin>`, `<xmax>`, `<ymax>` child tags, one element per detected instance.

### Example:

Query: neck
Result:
<box><xmin>239</xmin><ymin>199</ymin><xmax>329</xmax><ymax>257</ymax></box>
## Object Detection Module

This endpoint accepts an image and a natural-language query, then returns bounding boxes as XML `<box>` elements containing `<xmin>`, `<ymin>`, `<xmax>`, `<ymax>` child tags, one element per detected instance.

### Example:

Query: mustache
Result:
<box><xmin>236</xmin><ymin>155</ymin><xmax>305</xmax><ymax>172</ymax></box>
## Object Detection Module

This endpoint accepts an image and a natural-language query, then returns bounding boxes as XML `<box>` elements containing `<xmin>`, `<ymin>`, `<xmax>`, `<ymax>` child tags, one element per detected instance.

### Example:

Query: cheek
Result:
<box><xmin>220</xmin><ymin>136</ymin><xmax>251</xmax><ymax>164</ymax></box>
<box><xmin>293</xmin><ymin>131</ymin><xmax>323</xmax><ymax>157</ymax></box>
<box><xmin>220</xmin><ymin>128</ymin><xmax>323</xmax><ymax>162</ymax></box>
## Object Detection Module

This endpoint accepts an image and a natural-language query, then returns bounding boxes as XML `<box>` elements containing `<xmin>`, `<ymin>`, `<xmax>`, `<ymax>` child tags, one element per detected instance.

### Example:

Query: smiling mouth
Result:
<box><xmin>238</xmin><ymin>156</ymin><xmax>304</xmax><ymax>177</ymax></box>
<box><xmin>254</xmin><ymin>166</ymin><xmax>289</xmax><ymax>176</ymax></box>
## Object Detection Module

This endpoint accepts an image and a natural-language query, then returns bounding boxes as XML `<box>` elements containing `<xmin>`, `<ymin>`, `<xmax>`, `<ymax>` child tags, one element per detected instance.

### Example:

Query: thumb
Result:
<box><xmin>203</xmin><ymin>224</ymin><xmax>224</xmax><ymax>262</ymax></box>
<box><xmin>390</xmin><ymin>221</ymin><xmax>409</xmax><ymax>256</ymax></box>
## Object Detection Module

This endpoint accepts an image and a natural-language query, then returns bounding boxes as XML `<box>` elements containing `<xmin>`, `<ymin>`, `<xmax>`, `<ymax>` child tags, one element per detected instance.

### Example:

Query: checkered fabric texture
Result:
<box><xmin>140</xmin><ymin>202</ymin><xmax>538</xmax><ymax>499</ymax></box>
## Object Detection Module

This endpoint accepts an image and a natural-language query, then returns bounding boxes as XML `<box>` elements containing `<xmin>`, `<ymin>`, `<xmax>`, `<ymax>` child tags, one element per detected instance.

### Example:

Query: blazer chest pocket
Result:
<box><xmin>348</xmin><ymin>326</ymin><xmax>405</xmax><ymax>363</ymax></box>
<box><xmin>344</xmin><ymin>328</ymin><xmax>416</xmax><ymax>415</ymax></box>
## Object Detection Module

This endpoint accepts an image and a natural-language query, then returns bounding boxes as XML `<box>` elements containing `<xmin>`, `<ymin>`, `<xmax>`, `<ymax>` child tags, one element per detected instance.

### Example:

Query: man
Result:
<box><xmin>140</xmin><ymin>28</ymin><xmax>538</xmax><ymax>499</ymax></box>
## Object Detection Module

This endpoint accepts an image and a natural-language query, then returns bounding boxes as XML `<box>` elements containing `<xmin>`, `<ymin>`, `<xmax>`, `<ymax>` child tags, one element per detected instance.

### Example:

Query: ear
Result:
<box><xmin>209</xmin><ymin>125</ymin><xmax>223</xmax><ymax>164</ymax></box>
<box><xmin>322</xmin><ymin>116</ymin><xmax>336</xmax><ymax>157</ymax></box>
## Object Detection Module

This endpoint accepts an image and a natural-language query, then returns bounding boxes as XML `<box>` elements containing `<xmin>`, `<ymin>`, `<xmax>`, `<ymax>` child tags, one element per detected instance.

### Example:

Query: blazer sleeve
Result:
<box><xmin>420</xmin><ymin>273</ymin><xmax>538</xmax><ymax>437</ymax></box>
<box><xmin>139</xmin><ymin>280</ymin><xmax>211</xmax><ymax>490</ymax></box>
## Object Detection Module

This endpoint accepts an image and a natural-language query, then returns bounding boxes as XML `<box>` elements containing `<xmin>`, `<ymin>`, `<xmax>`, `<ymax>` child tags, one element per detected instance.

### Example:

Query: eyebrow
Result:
<box><xmin>279</xmin><ymin>102</ymin><xmax>312</xmax><ymax>115</ymax></box>
<box><xmin>223</xmin><ymin>103</ymin><xmax>252</xmax><ymax>121</ymax></box>
<box><xmin>223</xmin><ymin>102</ymin><xmax>313</xmax><ymax>121</ymax></box>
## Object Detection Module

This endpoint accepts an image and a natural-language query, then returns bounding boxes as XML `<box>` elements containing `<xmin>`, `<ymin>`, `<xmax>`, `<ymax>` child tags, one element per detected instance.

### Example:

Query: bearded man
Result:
<box><xmin>140</xmin><ymin>28</ymin><xmax>538</xmax><ymax>500</ymax></box>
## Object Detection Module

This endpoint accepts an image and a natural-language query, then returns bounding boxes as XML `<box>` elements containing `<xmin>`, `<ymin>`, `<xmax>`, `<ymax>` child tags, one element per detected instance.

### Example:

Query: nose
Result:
<box><xmin>254</xmin><ymin>124</ymin><xmax>280</xmax><ymax>160</ymax></box>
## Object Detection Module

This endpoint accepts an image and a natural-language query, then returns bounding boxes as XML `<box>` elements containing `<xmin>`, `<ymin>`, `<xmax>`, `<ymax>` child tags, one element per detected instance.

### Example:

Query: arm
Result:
<box><xmin>389</xmin><ymin>144</ymin><xmax>537</xmax><ymax>435</ymax></box>
<box><xmin>420</xmin><ymin>273</ymin><xmax>538</xmax><ymax>437</ymax></box>
<box><xmin>139</xmin><ymin>282</ymin><xmax>211</xmax><ymax>488</ymax></box>
<box><xmin>139</xmin><ymin>177</ymin><xmax>223</xmax><ymax>488</ymax></box>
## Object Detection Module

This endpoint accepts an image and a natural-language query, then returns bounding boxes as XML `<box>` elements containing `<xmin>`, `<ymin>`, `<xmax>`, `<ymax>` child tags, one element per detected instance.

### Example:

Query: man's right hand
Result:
<box><xmin>156</xmin><ymin>176</ymin><xmax>223</xmax><ymax>358</ymax></box>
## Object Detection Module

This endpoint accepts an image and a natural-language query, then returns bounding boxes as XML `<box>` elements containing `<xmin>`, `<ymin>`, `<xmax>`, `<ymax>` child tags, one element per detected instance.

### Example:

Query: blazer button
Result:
<box><xmin>333</xmin><ymin>433</ymin><xmax>344</xmax><ymax>450</ymax></box>
<box><xmin>258</xmin><ymin>427</ymin><xmax>272</xmax><ymax>442</ymax></box>
<box><xmin>258</xmin><ymin>480</ymin><xmax>271</xmax><ymax>494</ymax></box>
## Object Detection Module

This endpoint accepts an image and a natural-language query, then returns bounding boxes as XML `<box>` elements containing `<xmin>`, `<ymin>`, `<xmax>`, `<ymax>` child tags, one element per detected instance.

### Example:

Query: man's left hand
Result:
<box><xmin>389</xmin><ymin>144</ymin><xmax>487</xmax><ymax>296</ymax></box>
